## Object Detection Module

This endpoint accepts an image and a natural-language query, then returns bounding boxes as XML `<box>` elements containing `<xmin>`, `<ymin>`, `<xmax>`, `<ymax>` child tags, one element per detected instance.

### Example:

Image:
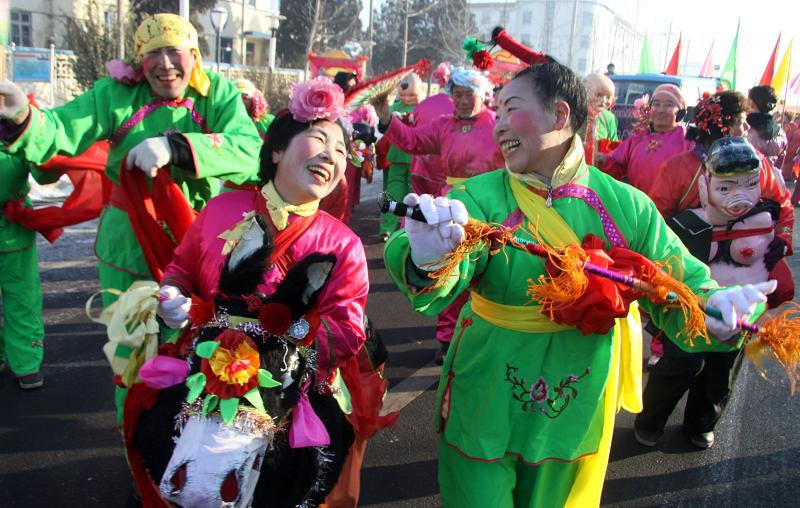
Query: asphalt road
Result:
<box><xmin>1</xmin><ymin>189</ymin><xmax>800</xmax><ymax>507</ymax></box>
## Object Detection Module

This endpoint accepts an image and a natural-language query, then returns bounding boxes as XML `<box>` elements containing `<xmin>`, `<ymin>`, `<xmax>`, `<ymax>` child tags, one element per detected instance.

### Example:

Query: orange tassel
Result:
<box><xmin>649</xmin><ymin>259</ymin><xmax>708</xmax><ymax>346</ymax></box>
<box><xmin>746</xmin><ymin>303</ymin><xmax>800</xmax><ymax>394</ymax></box>
<box><xmin>420</xmin><ymin>219</ymin><xmax>502</xmax><ymax>292</ymax></box>
<box><xmin>525</xmin><ymin>243</ymin><xmax>589</xmax><ymax>317</ymax></box>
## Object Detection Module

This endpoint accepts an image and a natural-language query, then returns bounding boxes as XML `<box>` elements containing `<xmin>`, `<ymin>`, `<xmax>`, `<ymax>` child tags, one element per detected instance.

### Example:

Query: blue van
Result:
<box><xmin>609</xmin><ymin>74</ymin><xmax>721</xmax><ymax>139</ymax></box>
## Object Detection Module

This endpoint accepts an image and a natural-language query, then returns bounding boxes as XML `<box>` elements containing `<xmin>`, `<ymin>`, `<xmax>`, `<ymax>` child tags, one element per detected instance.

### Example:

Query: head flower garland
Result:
<box><xmin>632</xmin><ymin>94</ymin><xmax>653</xmax><ymax>133</ymax></box>
<box><xmin>693</xmin><ymin>91</ymin><xmax>732</xmax><ymax>136</ymax></box>
<box><xmin>289</xmin><ymin>76</ymin><xmax>346</xmax><ymax>124</ymax></box>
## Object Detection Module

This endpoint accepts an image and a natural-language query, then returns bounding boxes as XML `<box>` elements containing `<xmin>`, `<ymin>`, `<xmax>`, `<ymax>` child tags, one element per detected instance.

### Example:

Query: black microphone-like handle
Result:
<box><xmin>379</xmin><ymin>198</ymin><xmax>454</xmax><ymax>224</ymax></box>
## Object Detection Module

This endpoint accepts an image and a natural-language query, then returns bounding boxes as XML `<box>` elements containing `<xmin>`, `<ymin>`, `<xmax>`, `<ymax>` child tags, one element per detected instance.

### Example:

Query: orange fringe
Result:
<box><xmin>650</xmin><ymin>259</ymin><xmax>708</xmax><ymax>346</ymax></box>
<box><xmin>525</xmin><ymin>243</ymin><xmax>589</xmax><ymax>317</ymax></box>
<box><xmin>746</xmin><ymin>303</ymin><xmax>800</xmax><ymax>394</ymax></box>
<box><xmin>420</xmin><ymin>219</ymin><xmax>500</xmax><ymax>293</ymax></box>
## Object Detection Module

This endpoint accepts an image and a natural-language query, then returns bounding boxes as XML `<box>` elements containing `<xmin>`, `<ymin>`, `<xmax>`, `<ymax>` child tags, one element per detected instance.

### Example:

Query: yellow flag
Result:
<box><xmin>772</xmin><ymin>40</ymin><xmax>793</xmax><ymax>96</ymax></box>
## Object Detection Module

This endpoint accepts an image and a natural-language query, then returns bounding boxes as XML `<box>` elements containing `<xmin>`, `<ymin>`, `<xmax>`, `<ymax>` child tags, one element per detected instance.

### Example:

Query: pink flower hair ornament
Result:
<box><xmin>288</xmin><ymin>76</ymin><xmax>346</xmax><ymax>124</ymax></box>
<box><xmin>432</xmin><ymin>61</ymin><xmax>451</xmax><ymax>88</ymax></box>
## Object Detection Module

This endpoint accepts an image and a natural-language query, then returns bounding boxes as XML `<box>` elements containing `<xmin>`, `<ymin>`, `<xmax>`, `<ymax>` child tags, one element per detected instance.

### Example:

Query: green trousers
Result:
<box><xmin>0</xmin><ymin>243</ymin><xmax>44</xmax><ymax>376</ymax></box>
<box><xmin>380</xmin><ymin>163</ymin><xmax>411</xmax><ymax>235</ymax></box>
<box><xmin>438</xmin><ymin>437</ymin><xmax>579</xmax><ymax>508</ymax></box>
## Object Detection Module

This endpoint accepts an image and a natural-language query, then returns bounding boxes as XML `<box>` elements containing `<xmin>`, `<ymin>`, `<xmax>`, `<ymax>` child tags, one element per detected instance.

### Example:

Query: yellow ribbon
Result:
<box><xmin>85</xmin><ymin>280</ymin><xmax>161</xmax><ymax>387</ymax></box>
<box><xmin>260</xmin><ymin>181</ymin><xmax>319</xmax><ymax>231</ymax></box>
<box><xmin>218</xmin><ymin>210</ymin><xmax>258</xmax><ymax>256</ymax></box>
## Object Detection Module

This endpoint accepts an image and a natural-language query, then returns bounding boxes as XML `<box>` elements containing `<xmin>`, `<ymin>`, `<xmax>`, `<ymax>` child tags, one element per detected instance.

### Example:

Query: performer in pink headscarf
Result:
<box><xmin>374</xmin><ymin>66</ymin><xmax>504</xmax><ymax>363</ymax></box>
<box><xmin>409</xmin><ymin>62</ymin><xmax>454</xmax><ymax>196</ymax></box>
<box><xmin>597</xmin><ymin>84</ymin><xmax>694</xmax><ymax>196</ymax></box>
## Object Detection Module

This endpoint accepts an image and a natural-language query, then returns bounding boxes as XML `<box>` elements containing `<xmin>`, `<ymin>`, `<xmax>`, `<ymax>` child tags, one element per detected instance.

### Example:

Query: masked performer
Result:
<box><xmin>635</xmin><ymin>137</ymin><xmax>780</xmax><ymax>449</ymax></box>
<box><xmin>650</xmin><ymin>90</ymin><xmax>794</xmax><ymax>307</ymax></box>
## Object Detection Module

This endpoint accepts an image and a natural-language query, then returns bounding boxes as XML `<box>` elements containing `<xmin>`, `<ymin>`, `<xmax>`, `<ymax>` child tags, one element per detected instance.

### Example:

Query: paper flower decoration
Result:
<box><xmin>289</xmin><ymin>76</ymin><xmax>346</xmax><ymax>123</ymax></box>
<box><xmin>186</xmin><ymin>329</ymin><xmax>282</xmax><ymax>424</ymax></box>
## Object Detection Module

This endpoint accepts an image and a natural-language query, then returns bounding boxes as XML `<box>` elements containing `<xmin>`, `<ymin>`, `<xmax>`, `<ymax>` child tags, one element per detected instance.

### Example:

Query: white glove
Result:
<box><xmin>128</xmin><ymin>136</ymin><xmax>172</xmax><ymax>178</ymax></box>
<box><xmin>0</xmin><ymin>79</ymin><xmax>30</xmax><ymax>124</ymax></box>
<box><xmin>705</xmin><ymin>280</ymin><xmax>777</xmax><ymax>341</ymax></box>
<box><xmin>157</xmin><ymin>285</ymin><xmax>192</xmax><ymax>329</ymax></box>
<box><xmin>404</xmin><ymin>193</ymin><xmax>468</xmax><ymax>270</ymax></box>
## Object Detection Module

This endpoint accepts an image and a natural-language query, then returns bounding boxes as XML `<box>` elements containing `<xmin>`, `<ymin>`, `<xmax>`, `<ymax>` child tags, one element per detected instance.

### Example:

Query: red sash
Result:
<box><xmin>113</xmin><ymin>160</ymin><xmax>197</xmax><ymax>282</ymax></box>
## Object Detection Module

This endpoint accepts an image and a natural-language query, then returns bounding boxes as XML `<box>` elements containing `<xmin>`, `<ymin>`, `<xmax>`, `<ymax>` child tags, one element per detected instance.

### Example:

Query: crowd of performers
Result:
<box><xmin>1</xmin><ymin>13</ymin><xmax>799</xmax><ymax>508</ymax></box>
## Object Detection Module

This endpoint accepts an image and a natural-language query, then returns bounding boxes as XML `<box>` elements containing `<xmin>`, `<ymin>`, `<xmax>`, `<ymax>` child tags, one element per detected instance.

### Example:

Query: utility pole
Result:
<box><xmin>567</xmin><ymin>0</ymin><xmax>579</xmax><ymax>67</ymax></box>
<box><xmin>402</xmin><ymin>0</ymin><xmax>409</xmax><ymax>67</ymax></box>
<box><xmin>241</xmin><ymin>0</ymin><xmax>246</xmax><ymax>66</ymax></box>
<box><xmin>179</xmin><ymin>0</ymin><xmax>190</xmax><ymax>20</ymax></box>
<box><xmin>663</xmin><ymin>21</ymin><xmax>672</xmax><ymax>71</ymax></box>
<box><xmin>117</xmin><ymin>0</ymin><xmax>125</xmax><ymax>60</ymax></box>
<box><xmin>367</xmin><ymin>0</ymin><xmax>374</xmax><ymax>75</ymax></box>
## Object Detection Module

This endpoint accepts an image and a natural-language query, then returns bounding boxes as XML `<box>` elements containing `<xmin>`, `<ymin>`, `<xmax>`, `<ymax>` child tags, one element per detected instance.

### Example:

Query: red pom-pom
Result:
<box><xmin>472</xmin><ymin>50</ymin><xmax>493</xmax><ymax>70</ymax></box>
<box><xmin>259</xmin><ymin>302</ymin><xmax>293</xmax><ymax>336</ymax></box>
<box><xmin>189</xmin><ymin>298</ymin><xmax>215</xmax><ymax>328</ymax></box>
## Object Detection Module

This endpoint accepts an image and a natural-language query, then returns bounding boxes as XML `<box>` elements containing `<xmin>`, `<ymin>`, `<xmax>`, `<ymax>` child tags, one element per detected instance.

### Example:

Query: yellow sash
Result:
<box><xmin>445</xmin><ymin>176</ymin><xmax>467</xmax><ymax>186</ymax></box>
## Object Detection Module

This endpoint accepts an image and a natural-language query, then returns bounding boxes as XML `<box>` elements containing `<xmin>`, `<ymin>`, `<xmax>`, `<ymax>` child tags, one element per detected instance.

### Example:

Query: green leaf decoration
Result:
<box><xmin>258</xmin><ymin>369</ymin><xmax>282</xmax><ymax>389</ymax></box>
<box><xmin>220</xmin><ymin>397</ymin><xmax>240</xmax><ymax>424</ymax></box>
<box><xmin>202</xmin><ymin>394</ymin><xmax>219</xmax><ymax>414</ymax></box>
<box><xmin>195</xmin><ymin>341</ymin><xmax>220</xmax><ymax>359</ymax></box>
<box><xmin>243</xmin><ymin>387</ymin><xmax>267</xmax><ymax>416</ymax></box>
<box><xmin>185</xmin><ymin>372</ymin><xmax>207</xmax><ymax>403</ymax></box>
<box><xmin>462</xmin><ymin>38</ymin><xmax>485</xmax><ymax>58</ymax></box>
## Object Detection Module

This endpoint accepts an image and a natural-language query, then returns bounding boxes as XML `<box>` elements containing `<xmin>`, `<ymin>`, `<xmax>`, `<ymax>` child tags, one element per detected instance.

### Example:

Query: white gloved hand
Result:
<box><xmin>404</xmin><ymin>193</ymin><xmax>468</xmax><ymax>270</ymax></box>
<box><xmin>128</xmin><ymin>136</ymin><xmax>172</xmax><ymax>178</ymax></box>
<box><xmin>157</xmin><ymin>285</ymin><xmax>192</xmax><ymax>329</ymax></box>
<box><xmin>705</xmin><ymin>280</ymin><xmax>777</xmax><ymax>341</ymax></box>
<box><xmin>0</xmin><ymin>79</ymin><xmax>31</xmax><ymax>124</ymax></box>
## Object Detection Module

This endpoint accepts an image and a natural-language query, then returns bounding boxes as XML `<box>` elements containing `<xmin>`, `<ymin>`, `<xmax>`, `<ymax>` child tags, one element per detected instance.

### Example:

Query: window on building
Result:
<box><xmin>10</xmin><ymin>10</ymin><xmax>33</xmax><ymax>47</ymax></box>
<box><xmin>246</xmin><ymin>42</ymin><xmax>256</xmax><ymax>66</ymax></box>
<box><xmin>581</xmin><ymin>12</ymin><xmax>593</xmax><ymax>26</ymax></box>
<box><xmin>522</xmin><ymin>11</ymin><xmax>532</xmax><ymax>24</ymax></box>
<box><xmin>580</xmin><ymin>36</ymin><xmax>590</xmax><ymax>49</ymax></box>
<box><xmin>248</xmin><ymin>0</ymin><xmax>256</xmax><ymax>6</ymax></box>
<box><xmin>521</xmin><ymin>33</ymin><xmax>531</xmax><ymax>45</ymax></box>
<box><xmin>105</xmin><ymin>11</ymin><xmax>116</xmax><ymax>33</ymax></box>
<box><xmin>482</xmin><ymin>12</ymin><xmax>491</xmax><ymax>26</ymax></box>
<box><xmin>221</xmin><ymin>37</ymin><xmax>234</xmax><ymax>64</ymax></box>
<box><xmin>578</xmin><ymin>58</ymin><xmax>587</xmax><ymax>72</ymax></box>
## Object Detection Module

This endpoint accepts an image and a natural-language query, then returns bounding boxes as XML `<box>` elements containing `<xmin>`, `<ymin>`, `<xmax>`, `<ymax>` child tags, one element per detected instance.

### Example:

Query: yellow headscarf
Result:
<box><xmin>134</xmin><ymin>13</ymin><xmax>210</xmax><ymax>96</ymax></box>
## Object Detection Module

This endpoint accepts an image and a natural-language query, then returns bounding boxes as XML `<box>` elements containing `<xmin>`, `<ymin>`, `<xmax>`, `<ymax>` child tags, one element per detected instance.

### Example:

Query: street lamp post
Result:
<box><xmin>209</xmin><ymin>7</ymin><xmax>229</xmax><ymax>73</ymax></box>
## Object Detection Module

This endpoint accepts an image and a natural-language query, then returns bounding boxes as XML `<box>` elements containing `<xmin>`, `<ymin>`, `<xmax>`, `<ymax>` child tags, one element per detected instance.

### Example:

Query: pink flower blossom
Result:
<box><xmin>289</xmin><ymin>76</ymin><xmax>345</xmax><ymax>124</ymax></box>
<box><xmin>433</xmin><ymin>61</ymin><xmax>451</xmax><ymax>87</ymax></box>
<box><xmin>106</xmin><ymin>59</ymin><xmax>143</xmax><ymax>86</ymax></box>
<box><xmin>530</xmin><ymin>377</ymin><xmax>549</xmax><ymax>403</ymax></box>
<box><xmin>633</xmin><ymin>93</ymin><xmax>650</xmax><ymax>111</ymax></box>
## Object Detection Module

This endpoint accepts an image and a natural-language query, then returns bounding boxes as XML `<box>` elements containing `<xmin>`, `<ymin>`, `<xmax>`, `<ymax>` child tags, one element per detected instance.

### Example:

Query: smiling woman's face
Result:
<box><xmin>271</xmin><ymin>120</ymin><xmax>347</xmax><ymax>204</ymax></box>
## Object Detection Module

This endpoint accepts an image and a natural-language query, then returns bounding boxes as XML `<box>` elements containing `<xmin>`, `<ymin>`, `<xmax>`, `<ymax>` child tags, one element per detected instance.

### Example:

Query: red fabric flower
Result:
<box><xmin>543</xmin><ymin>234</ymin><xmax>654</xmax><ymax>335</ymax></box>
<box><xmin>259</xmin><ymin>302</ymin><xmax>293</xmax><ymax>336</ymax></box>
<box><xmin>201</xmin><ymin>330</ymin><xmax>261</xmax><ymax>399</ymax></box>
<box><xmin>471</xmin><ymin>50</ymin><xmax>493</xmax><ymax>70</ymax></box>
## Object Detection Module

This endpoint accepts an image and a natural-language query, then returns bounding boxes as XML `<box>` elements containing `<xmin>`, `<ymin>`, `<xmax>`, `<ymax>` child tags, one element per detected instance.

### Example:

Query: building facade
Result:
<box><xmin>7</xmin><ymin>0</ymin><xmax>283</xmax><ymax>69</ymax></box>
<box><xmin>469</xmin><ymin>0</ymin><xmax>642</xmax><ymax>76</ymax></box>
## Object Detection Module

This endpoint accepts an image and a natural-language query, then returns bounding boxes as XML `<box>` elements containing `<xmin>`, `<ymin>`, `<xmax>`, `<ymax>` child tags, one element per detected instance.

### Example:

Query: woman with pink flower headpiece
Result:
<box><xmin>159</xmin><ymin>76</ymin><xmax>397</xmax><ymax>508</ymax></box>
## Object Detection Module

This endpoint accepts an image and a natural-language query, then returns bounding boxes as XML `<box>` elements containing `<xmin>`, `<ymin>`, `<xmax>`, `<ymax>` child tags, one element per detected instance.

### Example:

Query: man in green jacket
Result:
<box><xmin>0</xmin><ymin>153</ymin><xmax>60</xmax><ymax>389</ymax></box>
<box><xmin>0</xmin><ymin>14</ymin><xmax>261</xmax><ymax>307</ymax></box>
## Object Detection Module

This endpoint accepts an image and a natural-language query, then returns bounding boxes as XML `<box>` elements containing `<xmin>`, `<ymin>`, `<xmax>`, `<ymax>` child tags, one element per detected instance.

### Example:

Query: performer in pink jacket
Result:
<box><xmin>409</xmin><ymin>62</ymin><xmax>454</xmax><ymax>195</ymax></box>
<box><xmin>374</xmin><ymin>66</ymin><xmax>504</xmax><ymax>363</ymax></box>
<box><xmin>598</xmin><ymin>84</ymin><xmax>694</xmax><ymax>196</ymax></box>
<box><xmin>158</xmin><ymin>77</ymin><xmax>381</xmax><ymax>507</ymax></box>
